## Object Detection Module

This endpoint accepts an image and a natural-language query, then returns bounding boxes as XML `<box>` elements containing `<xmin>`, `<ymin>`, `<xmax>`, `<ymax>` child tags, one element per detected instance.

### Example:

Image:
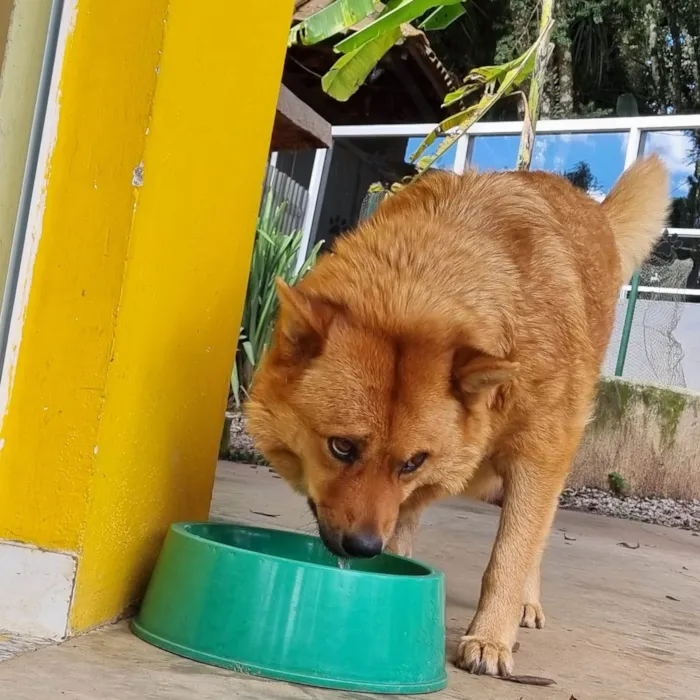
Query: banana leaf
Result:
<box><xmin>419</xmin><ymin>2</ymin><xmax>466</xmax><ymax>30</ymax></box>
<box><xmin>322</xmin><ymin>26</ymin><xmax>401</xmax><ymax>101</ymax></box>
<box><xmin>410</xmin><ymin>19</ymin><xmax>554</xmax><ymax>172</ymax></box>
<box><xmin>334</xmin><ymin>0</ymin><xmax>463</xmax><ymax>54</ymax></box>
<box><xmin>290</xmin><ymin>0</ymin><xmax>377</xmax><ymax>46</ymax></box>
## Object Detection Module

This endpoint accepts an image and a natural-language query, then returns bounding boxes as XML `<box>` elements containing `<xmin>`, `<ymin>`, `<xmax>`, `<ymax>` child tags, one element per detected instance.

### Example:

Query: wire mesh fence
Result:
<box><xmin>603</xmin><ymin>256</ymin><xmax>693</xmax><ymax>388</ymax></box>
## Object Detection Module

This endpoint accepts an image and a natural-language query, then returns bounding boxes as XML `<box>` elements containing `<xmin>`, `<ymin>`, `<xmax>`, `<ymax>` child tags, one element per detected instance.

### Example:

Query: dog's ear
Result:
<box><xmin>452</xmin><ymin>348</ymin><xmax>519</xmax><ymax>396</ymax></box>
<box><xmin>275</xmin><ymin>279</ymin><xmax>335</xmax><ymax>362</ymax></box>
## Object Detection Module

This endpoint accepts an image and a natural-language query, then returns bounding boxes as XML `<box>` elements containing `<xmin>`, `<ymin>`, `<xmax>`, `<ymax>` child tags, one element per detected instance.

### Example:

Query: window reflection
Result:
<box><xmin>643</xmin><ymin>131</ymin><xmax>700</xmax><ymax>293</ymax></box>
<box><xmin>469</xmin><ymin>132</ymin><xmax>629</xmax><ymax>199</ymax></box>
<box><xmin>644</xmin><ymin>232</ymin><xmax>699</xmax><ymax>293</ymax></box>
<box><xmin>643</xmin><ymin>130</ymin><xmax>700</xmax><ymax>230</ymax></box>
<box><xmin>404</xmin><ymin>136</ymin><xmax>456</xmax><ymax>171</ymax></box>
<box><xmin>469</xmin><ymin>135</ymin><xmax>520</xmax><ymax>172</ymax></box>
<box><xmin>313</xmin><ymin>135</ymin><xmax>455</xmax><ymax>250</ymax></box>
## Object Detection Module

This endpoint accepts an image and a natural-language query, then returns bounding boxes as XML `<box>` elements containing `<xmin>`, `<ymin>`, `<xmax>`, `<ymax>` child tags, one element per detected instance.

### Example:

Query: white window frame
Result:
<box><xmin>329</xmin><ymin>114</ymin><xmax>700</xmax><ymax>297</ymax></box>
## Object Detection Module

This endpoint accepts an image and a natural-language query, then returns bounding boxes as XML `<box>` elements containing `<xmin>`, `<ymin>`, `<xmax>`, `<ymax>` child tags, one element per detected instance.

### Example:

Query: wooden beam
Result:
<box><xmin>385</xmin><ymin>53</ymin><xmax>436</xmax><ymax>122</ymax></box>
<box><xmin>272</xmin><ymin>84</ymin><xmax>332</xmax><ymax>151</ymax></box>
<box><xmin>293</xmin><ymin>0</ymin><xmax>335</xmax><ymax>20</ymax></box>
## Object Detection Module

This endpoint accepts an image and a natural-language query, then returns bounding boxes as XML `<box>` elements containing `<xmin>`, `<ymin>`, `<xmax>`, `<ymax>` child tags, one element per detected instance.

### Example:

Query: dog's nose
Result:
<box><xmin>341</xmin><ymin>531</ymin><xmax>383</xmax><ymax>558</ymax></box>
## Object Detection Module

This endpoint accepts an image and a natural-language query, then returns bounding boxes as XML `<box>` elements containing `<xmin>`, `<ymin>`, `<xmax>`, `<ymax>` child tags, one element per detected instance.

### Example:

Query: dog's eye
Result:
<box><xmin>328</xmin><ymin>437</ymin><xmax>357</xmax><ymax>464</ymax></box>
<box><xmin>401</xmin><ymin>452</ymin><xmax>428</xmax><ymax>474</ymax></box>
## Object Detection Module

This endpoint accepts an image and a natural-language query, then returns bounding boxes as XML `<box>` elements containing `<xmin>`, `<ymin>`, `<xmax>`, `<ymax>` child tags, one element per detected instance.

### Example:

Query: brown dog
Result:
<box><xmin>246</xmin><ymin>156</ymin><xmax>669</xmax><ymax>676</ymax></box>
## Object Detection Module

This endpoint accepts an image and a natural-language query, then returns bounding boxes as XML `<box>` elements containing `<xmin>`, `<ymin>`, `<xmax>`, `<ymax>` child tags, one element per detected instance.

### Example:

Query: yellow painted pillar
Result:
<box><xmin>0</xmin><ymin>0</ymin><xmax>293</xmax><ymax>638</ymax></box>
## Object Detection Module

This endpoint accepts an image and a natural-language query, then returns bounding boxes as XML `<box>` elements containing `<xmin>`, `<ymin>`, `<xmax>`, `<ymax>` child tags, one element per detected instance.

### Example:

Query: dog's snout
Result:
<box><xmin>341</xmin><ymin>531</ymin><xmax>383</xmax><ymax>558</ymax></box>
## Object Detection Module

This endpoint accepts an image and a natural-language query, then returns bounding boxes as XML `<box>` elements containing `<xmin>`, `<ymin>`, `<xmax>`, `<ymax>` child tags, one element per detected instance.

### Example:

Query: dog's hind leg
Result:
<box><xmin>520</xmin><ymin>547</ymin><xmax>546</xmax><ymax>629</ymax></box>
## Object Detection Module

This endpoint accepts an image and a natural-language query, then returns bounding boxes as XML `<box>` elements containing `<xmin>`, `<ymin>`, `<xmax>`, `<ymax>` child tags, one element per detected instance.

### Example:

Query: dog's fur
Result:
<box><xmin>246</xmin><ymin>156</ymin><xmax>669</xmax><ymax>676</ymax></box>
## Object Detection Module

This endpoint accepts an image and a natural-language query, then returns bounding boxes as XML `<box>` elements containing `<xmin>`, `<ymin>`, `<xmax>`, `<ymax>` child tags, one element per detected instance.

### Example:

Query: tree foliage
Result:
<box><xmin>431</xmin><ymin>0</ymin><xmax>700</xmax><ymax>117</ymax></box>
<box><xmin>564</xmin><ymin>160</ymin><xmax>599</xmax><ymax>192</ymax></box>
<box><xmin>291</xmin><ymin>0</ymin><xmax>556</xmax><ymax>180</ymax></box>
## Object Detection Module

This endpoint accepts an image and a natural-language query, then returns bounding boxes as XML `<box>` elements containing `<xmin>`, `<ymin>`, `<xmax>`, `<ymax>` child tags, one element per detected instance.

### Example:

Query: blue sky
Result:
<box><xmin>405</xmin><ymin>130</ymin><xmax>698</xmax><ymax>201</ymax></box>
<box><xmin>471</xmin><ymin>133</ymin><xmax>628</xmax><ymax>196</ymax></box>
<box><xmin>404</xmin><ymin>137</ymin><xmax>457</xmax><ymax>170</ymax></box>
<box><xmin>644</xmin><ymin>130</ymin><xmax>696</xmax><ymax>198</ymax></box>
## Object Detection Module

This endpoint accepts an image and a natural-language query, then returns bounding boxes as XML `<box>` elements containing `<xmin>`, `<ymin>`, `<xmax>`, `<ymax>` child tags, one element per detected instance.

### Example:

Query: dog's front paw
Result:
<box><xmin>385</xmin><ymin>536</ymin><xmax>412</xmax><ymax>558</ymax></box>
<box><xmin>455</xmin><ymin>635</ymin><xmax>514</xmax><ymax>676</ymax></box>
<box><xmin>520</xmin><ymin>602</ymin><xmax>545</xmax><ymax>629</ymax></box>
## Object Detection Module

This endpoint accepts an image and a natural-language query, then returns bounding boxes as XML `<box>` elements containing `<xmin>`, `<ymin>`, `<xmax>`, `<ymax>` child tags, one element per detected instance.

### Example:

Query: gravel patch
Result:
<box><xmin>559</xmin><ymin>487</ymin><xmax>700</xmax><ymax>532</ymax></box>
<box><xmin>227</xmin><ymin>411</ymin><xmax>266</xmax><ymax>465</ymax></box>
<box><xmin>225</xmin><ymin>413</ymin><xmax>700</xmax><ymax>533</ymax></box>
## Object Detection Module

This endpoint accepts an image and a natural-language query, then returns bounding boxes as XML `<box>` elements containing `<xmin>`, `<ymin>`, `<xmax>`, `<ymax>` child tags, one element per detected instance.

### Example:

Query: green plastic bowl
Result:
<box><xmin>132</xmin><ymin>522</ymin><xmax>447</xmax><ymax>694</ymax></box>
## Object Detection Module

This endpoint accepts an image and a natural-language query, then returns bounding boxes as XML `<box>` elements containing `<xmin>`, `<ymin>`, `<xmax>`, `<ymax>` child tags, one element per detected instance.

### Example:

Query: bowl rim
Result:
<box><xmin>171</xmin><ymin>521</ymin><xmax>444</xmax><ymax>581</ymax></box>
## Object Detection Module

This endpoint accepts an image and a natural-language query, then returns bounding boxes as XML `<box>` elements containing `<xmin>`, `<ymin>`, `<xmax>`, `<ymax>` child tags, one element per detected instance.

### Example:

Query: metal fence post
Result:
<box><xmin>295</xmin><ymin>147</ymin><xmax>330</xmax><ymax>272</ymax></box>
<box><xmin>614</xmin><ymin>126</ymin><xmax>643</xmax><ymax>376</ymax></box>
<box><xmin>614</xmin><ymin>270</ymin><xmax>640</xmax><ymax>376</ymax></box>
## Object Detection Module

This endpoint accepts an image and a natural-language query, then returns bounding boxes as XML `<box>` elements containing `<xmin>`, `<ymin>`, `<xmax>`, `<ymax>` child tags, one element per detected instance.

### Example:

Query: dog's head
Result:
<box><xmin>246</xmin><ymin>278</ymin><xmax>517</xmax><ymax>558</ymax></box>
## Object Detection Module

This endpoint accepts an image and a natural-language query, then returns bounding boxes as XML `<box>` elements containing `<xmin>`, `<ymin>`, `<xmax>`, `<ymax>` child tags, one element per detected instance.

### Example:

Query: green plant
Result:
<box><xmin>290</xmin><ymin>1</ymin><xmax>556</xmax><ymax>181</ymax></box>
<box><xmin>289</xmin><ymin>0</ymin><xmax>467</xmax><ymax>102</ymax></box>
<box><xmin>608</xmin><ymin>471</ymin><xmax>630</xmax><ymax>496</ymax></box>
<box><xmin>231</xmin><ymin>196</ymin><xmax>323</xmax><ymax>409</ymax></box>
<box><xmin>408</xmin><ymin>0</ymin><xmax>554</xmax><ymax>177</ymax></box>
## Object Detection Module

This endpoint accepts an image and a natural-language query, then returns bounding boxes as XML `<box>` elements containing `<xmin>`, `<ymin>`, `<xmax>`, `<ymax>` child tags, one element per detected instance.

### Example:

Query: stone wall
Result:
<box><xmin>572</xmin><ymin>378</ymin><xmax>700</xmax><ymax>499</ymax></box>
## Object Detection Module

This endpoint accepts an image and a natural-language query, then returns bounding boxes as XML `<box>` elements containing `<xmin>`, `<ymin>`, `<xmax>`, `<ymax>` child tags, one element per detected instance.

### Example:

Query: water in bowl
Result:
<box><xmin>184</xmin><ymin>523</ymin><xmax>432</xmax><ymax>576</ymax></box>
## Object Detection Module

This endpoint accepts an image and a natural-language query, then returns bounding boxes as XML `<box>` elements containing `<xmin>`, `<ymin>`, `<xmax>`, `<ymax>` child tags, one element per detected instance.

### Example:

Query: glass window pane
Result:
<box><xmin>643</xmin><ymin>130</ymin><xmax>700</xmax><ymax>230</ymax></box>
<box><xmin>469</xmin><ymin>132</ymin><xmax>629</xmax><ymax>198</ymax></box>
<box><xmin>644</xmin><ymin>233</ymin><xmax>700</xmax><ymax>291</ymax></box>
<box><xmin>404</xmin><ymin>136</ymin><xmax>456</xmax><ymax>171</ymax></box>
<box><xmin>469</xmin><ymin>135</ymin><xmax>520</xmax><ymax>172</ymax></box>
<box><xmin>313</xmin><ymin>135</ymin><xmax>454</xmax><ymax>249</ymax></box>
<box><xmin>643</xmin><ymin>131</ymin><xmax>700</xmax><ymax>290</ymax></box>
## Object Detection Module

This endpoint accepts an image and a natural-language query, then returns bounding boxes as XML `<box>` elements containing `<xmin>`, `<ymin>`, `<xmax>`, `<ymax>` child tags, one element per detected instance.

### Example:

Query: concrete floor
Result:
<box><xmin>1</xmin><ymin>462</ymin><xmax>699</xmax><ymax>699</ymax></box>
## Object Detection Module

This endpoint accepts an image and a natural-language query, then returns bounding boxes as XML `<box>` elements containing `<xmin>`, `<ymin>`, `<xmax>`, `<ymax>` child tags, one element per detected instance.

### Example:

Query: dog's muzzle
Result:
<box><xmin>308</xmin><ymin>498</ymin><xmax>382</xmax><ymax>559</ymax></box>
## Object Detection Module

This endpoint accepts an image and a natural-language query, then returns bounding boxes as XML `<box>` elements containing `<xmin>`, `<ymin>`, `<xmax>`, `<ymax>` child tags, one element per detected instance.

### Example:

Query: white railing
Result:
<box><xmin>285</xmin><ymin>118</ymin><xmax>700</xmax><ymax>289</ymax></box>
<box><xmin>290</xmin><ymin>114</ymin><xmax>700</xmax><ymax>390</ymax></box>
<box><xmin>321</xmin><ymin>115</ymin><xmax>700</xmax><ymax>298</ymax></box>
<box><xmin>332</xmin><ymin>113</ymin><xmax>700</xmax><ymax>140</ymax></box>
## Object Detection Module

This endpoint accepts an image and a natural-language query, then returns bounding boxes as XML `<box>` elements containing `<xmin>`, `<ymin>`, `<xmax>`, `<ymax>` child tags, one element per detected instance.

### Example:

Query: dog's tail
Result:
<box><xmin>602</xmin><ymin>155</ymin><xmax>670</xmax><ymax>281</ymax></box>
